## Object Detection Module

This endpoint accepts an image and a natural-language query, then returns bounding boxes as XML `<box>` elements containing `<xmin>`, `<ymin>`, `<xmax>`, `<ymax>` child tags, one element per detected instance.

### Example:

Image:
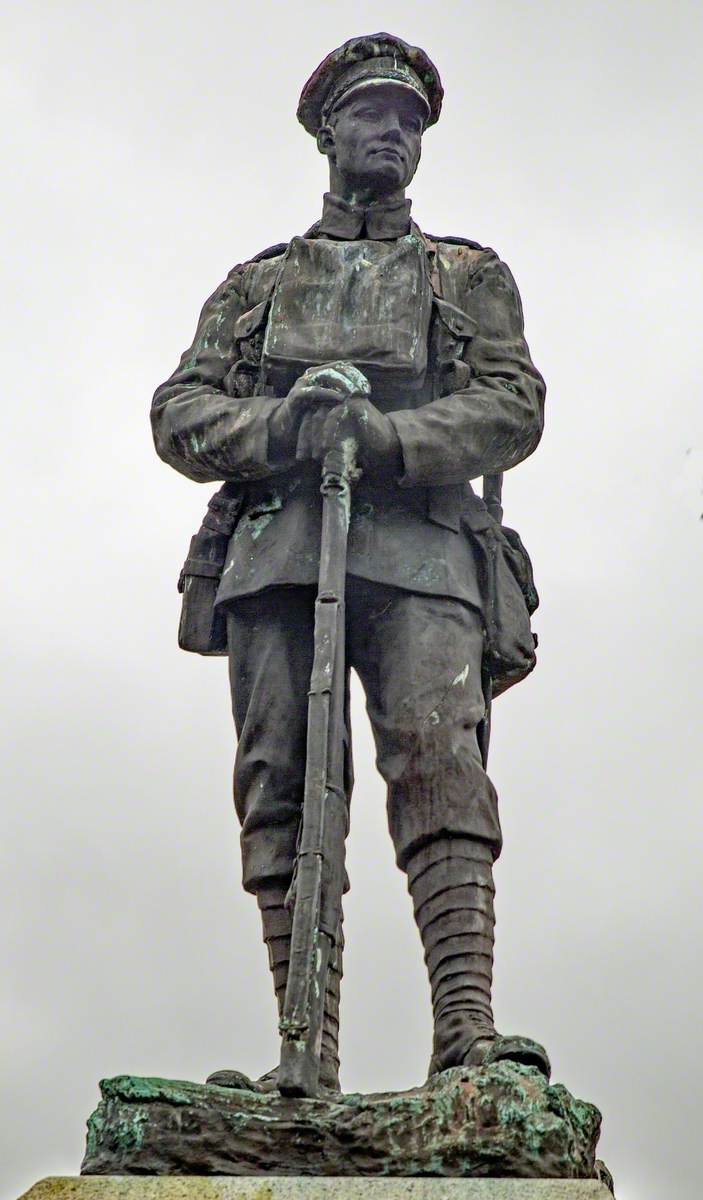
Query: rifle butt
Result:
<box><xmin>277</xmin><ymin>930</ymin><xmax>332</xmax><ymax>1097</ymax></box>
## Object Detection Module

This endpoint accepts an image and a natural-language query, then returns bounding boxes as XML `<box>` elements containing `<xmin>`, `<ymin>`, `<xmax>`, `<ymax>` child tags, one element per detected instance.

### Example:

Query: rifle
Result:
<box><xmin>277</xmin><ymin>436</ymin><xmax>357</xmax><ymax>1098</ymax></box>
<box><xmin>477</xmin><ymin>471</ymin><xmax>504</xmax><ymax>769</ymax></box>
<box><xmin>483</xmin><ymin>471</ymin><xmax>504</xmax><ymax>525</ymax></box>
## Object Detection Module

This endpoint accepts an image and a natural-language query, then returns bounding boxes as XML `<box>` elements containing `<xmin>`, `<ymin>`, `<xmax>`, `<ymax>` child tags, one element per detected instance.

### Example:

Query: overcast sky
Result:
<box><xmin>2</xmin><ymin>2</ymin><xmax>702</xmax><ymax>1198</ymax></box>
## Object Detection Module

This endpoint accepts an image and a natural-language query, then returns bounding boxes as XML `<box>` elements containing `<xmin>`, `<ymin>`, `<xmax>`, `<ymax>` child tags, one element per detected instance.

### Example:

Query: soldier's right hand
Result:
<box><xmin>268</xmin><ymin>363</ymin><xmax>369</xmax><ymax>461</ymax></box>
<box><xmin>294</xmin><ymin>362</ymin><xmax>371</xmax><ymax>461</ymax></box>
<box><xmin>268</xmin><ymin>378</ymin><xmax>346</xmax><ymax>460</ymax></box>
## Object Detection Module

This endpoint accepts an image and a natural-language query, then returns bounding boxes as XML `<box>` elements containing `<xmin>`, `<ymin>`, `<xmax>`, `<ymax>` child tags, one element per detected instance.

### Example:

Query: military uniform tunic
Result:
<box><xmin>152</xmin><ymin>197</ymin><xmax>545</xmax><ymax>892</ymax></box>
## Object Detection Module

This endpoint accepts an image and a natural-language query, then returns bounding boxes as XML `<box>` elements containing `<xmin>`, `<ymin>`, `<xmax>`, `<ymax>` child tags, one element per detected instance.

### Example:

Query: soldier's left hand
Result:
<box><xmin>300</xmin><ymin>398</ymin><xmax>403</xmax><ymax>477</ymax></box>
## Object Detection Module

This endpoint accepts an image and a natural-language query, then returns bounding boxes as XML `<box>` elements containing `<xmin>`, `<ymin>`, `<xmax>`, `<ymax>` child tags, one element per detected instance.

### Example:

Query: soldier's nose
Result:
<box><xmin>379</xmin><ymin>121</ymin><xmax>403</xmax><ymax>143</ymax></box>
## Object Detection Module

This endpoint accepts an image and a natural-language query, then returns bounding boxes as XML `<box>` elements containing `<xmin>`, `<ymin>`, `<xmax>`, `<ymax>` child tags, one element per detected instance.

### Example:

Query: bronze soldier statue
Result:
<box><xmin>152</xmin><ymin>33</ymin><xmax>548</xmax><ymax>1095</ymax></box>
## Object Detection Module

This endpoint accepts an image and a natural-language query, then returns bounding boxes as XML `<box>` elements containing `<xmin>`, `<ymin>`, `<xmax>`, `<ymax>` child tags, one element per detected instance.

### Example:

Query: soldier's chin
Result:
<box><xmin>364</xmin><ymin>158</ymin><xmax>408</xmax><ymax>192</ymax></box>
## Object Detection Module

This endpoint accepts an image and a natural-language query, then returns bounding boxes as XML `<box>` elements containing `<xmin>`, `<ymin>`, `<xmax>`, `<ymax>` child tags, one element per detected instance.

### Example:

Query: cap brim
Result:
<box><xmin>328</xmin><ymin>76</ymin><xmax>431</xmax><ymax>120</ymax></box>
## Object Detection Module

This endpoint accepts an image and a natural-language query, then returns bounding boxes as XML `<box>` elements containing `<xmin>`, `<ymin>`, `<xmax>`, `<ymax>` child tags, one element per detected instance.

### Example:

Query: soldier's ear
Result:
<box><xmin>317</xmin><ymin>125</ymin><xmax>336</xmax><ymax>161</ymax></box>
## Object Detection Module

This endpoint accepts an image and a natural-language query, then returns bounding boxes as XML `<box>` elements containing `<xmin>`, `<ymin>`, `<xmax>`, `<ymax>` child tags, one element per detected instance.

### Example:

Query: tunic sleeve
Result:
<box><xmin>388</xmin><ymin>251</ymin><xmax>545</xmax><ymax>485</ymax></box>
<box><xmin>151</xmin><ymin>265</ymin><xmax>284</xmax><ymax>484</ymax></box>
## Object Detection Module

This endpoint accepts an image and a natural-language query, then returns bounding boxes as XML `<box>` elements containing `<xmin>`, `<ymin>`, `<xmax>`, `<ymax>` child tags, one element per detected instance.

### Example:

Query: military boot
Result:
<box><xmin>405</xmin><ymin>836</ymin><xmax>550</xmax><ymax>1079</ymax></box>
<box><xmin>207</xmin><ymin>882</ymin><xmax>342</xmax><ymax>1093</ymax></box>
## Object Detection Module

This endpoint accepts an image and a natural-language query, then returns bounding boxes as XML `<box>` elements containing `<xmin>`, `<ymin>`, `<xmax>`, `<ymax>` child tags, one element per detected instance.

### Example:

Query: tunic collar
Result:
<box><xmin>318</xmin><ymin>192</ymin><xmax>413</xmax><ymax>240</ymax></box>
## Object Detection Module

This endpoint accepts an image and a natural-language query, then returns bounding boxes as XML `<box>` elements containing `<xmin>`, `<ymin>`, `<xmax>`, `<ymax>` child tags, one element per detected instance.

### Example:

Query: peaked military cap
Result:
<box><xmin>297</xmin><ymin>32</ymin><xmax>443</xmax><ymax>136</ymax></box>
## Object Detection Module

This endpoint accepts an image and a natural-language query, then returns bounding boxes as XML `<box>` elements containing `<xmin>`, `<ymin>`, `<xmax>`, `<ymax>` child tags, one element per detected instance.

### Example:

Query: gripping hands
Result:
<box><xmin>269</xmin><ymin>362</ymin><xmax>403</xmax><ymax>478</ymax></box>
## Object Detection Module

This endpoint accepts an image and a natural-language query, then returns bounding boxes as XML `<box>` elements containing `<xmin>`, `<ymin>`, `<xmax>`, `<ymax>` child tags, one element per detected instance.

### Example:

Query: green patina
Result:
<box><xmin>82</xmin><ymin>1066</ymin><xmax>604</xmax><ymax>1182</ymax></box>
<box><xmin>86</xmin><ymin>1095</ymin><xmax>148</xmax><ymax>1158</ymax></box>
<box><xmin>83</xmin><ymin>1105</ymin><xmax>106</xmax><ymax>1159</ymax></box>
<box><xmin>408</xmin><ymin>558</ymin><xmax>445</xmax><ymax>589</ymax></box>
<box><xmin>231</xmin><ymin>511</ymin><xmax>274</xmax><ymax>543</ymax></box>
<box><xmin>103</xmin><ymin>1075</ymin><xmax>206</xmax><ymax>1107</ymax></box>
<box><xmin>249</xmin><ymin>512</ymin><xmax>276</xmax><ymax>540</ymax></box>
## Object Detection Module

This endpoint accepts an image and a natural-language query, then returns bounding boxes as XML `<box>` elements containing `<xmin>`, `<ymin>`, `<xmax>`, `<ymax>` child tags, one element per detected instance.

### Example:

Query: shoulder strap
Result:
<box><xmin>412</xmin><ymin>226</ymin><xmax>442</xmax><ymax>297</ymax></box>
<box><xmin>417</xmin><ymin>228</ymin><xmax>504</xmax><ymax>521</ymax></box>
<box><xmin>250</xmin><ymin>241</ymin><xmax>290</xmax><ymax>263</ymax></box>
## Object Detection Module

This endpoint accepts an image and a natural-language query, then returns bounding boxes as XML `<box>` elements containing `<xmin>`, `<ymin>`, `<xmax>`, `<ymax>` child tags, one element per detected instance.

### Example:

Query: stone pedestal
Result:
<box><xmin>18</xmin><ymin>1178</ymin><xmax>614</xmax><ymax>1200</ymax></box>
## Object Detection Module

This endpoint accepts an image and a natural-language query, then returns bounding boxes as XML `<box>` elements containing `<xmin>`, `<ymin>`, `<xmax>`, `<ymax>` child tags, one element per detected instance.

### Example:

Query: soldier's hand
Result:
<box><xmin>293</xmin><ymin>364</ymin><xmax>371</xmax><ymax>462</ymax></box>
<box><xmin>269</xmin><ymin>363</ymin><xmax>370</xmax><ymax>461</ymax></box>
<box><xmin>303</xmin><ymin>361</ymin><xmax>370</xmax><ymax>397</ymax></box>
<box><xmin>314</xmin><ymin>398</ymin><xmax>403</xmax><ymax>478</ymax></box>
<box><xmin>269</xmin><ymin>379</ymin><xmax>344</xmax><ymax>459</ymax></box>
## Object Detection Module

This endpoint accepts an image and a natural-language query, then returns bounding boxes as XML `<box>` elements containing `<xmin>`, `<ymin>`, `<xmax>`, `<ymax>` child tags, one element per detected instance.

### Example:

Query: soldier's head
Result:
<box><xmin>298</xmin><ymin>34</ymin><xmax>443</xmax><ymax>202</ymax></box>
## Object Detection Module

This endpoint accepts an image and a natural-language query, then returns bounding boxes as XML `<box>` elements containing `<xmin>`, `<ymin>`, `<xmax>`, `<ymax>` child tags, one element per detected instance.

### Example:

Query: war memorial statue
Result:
<box><xmin>73</xmin><ymin>33</ymin><xmax>612</xmax><ymax>1194</ymax></box>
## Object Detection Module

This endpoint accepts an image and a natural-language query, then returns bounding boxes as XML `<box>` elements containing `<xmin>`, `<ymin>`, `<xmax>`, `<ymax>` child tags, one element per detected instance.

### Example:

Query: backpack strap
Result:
<box><xmin>416</xmin><ymin>227</ymin><xmax>504</xmax><ymax>524</ymax></box>
<box><xmin>417</xmin><ymin>230</ymin><xmax>443</xmax><ymax>297</ymax></box>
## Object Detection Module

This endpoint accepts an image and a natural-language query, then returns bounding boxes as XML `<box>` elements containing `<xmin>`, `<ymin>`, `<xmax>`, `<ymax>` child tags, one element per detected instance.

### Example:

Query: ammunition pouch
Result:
<box><xmin>177</xmin><ymin>483</ymin><xmax>243</xmax><ymax>655</ymax></box>
<box><xmin>461</xmin><ymin>494</ymin><xmax>539</xmax><ymax>697</ymax></box>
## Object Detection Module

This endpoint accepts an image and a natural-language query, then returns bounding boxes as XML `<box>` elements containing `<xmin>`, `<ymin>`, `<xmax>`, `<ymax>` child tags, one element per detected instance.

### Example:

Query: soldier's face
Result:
<box><xmin>322</xmin><ymin>83</ymin><xmax>425</xmax><ymax>196</ymax></box>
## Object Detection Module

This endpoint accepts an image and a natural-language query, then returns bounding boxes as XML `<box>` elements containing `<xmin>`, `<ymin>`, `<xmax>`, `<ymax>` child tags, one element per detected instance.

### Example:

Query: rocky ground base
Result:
<box><xmin>80</xmin><ymin>1064</ymin><xmax>610</xmax><ymax>1185</ymax></box>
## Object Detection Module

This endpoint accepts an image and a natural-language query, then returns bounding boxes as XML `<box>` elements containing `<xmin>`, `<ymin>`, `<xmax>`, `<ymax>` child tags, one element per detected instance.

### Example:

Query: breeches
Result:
<box><xmin>226</xmin><ymin>579</ymin><xmax>502</xmax><ymax>893</ymax></box>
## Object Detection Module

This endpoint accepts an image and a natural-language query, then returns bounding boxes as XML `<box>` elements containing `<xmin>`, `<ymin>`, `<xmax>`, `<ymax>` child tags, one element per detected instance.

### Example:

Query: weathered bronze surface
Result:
<box><xmin>81</xmin><ymin>1068</ymin><xmax>605</xmax><ymax>1181</ymax></box>
<box><xmin>117</xmin><ymin>27</ymin><xmax>604</xmax><ymax>1179</ymax></box>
